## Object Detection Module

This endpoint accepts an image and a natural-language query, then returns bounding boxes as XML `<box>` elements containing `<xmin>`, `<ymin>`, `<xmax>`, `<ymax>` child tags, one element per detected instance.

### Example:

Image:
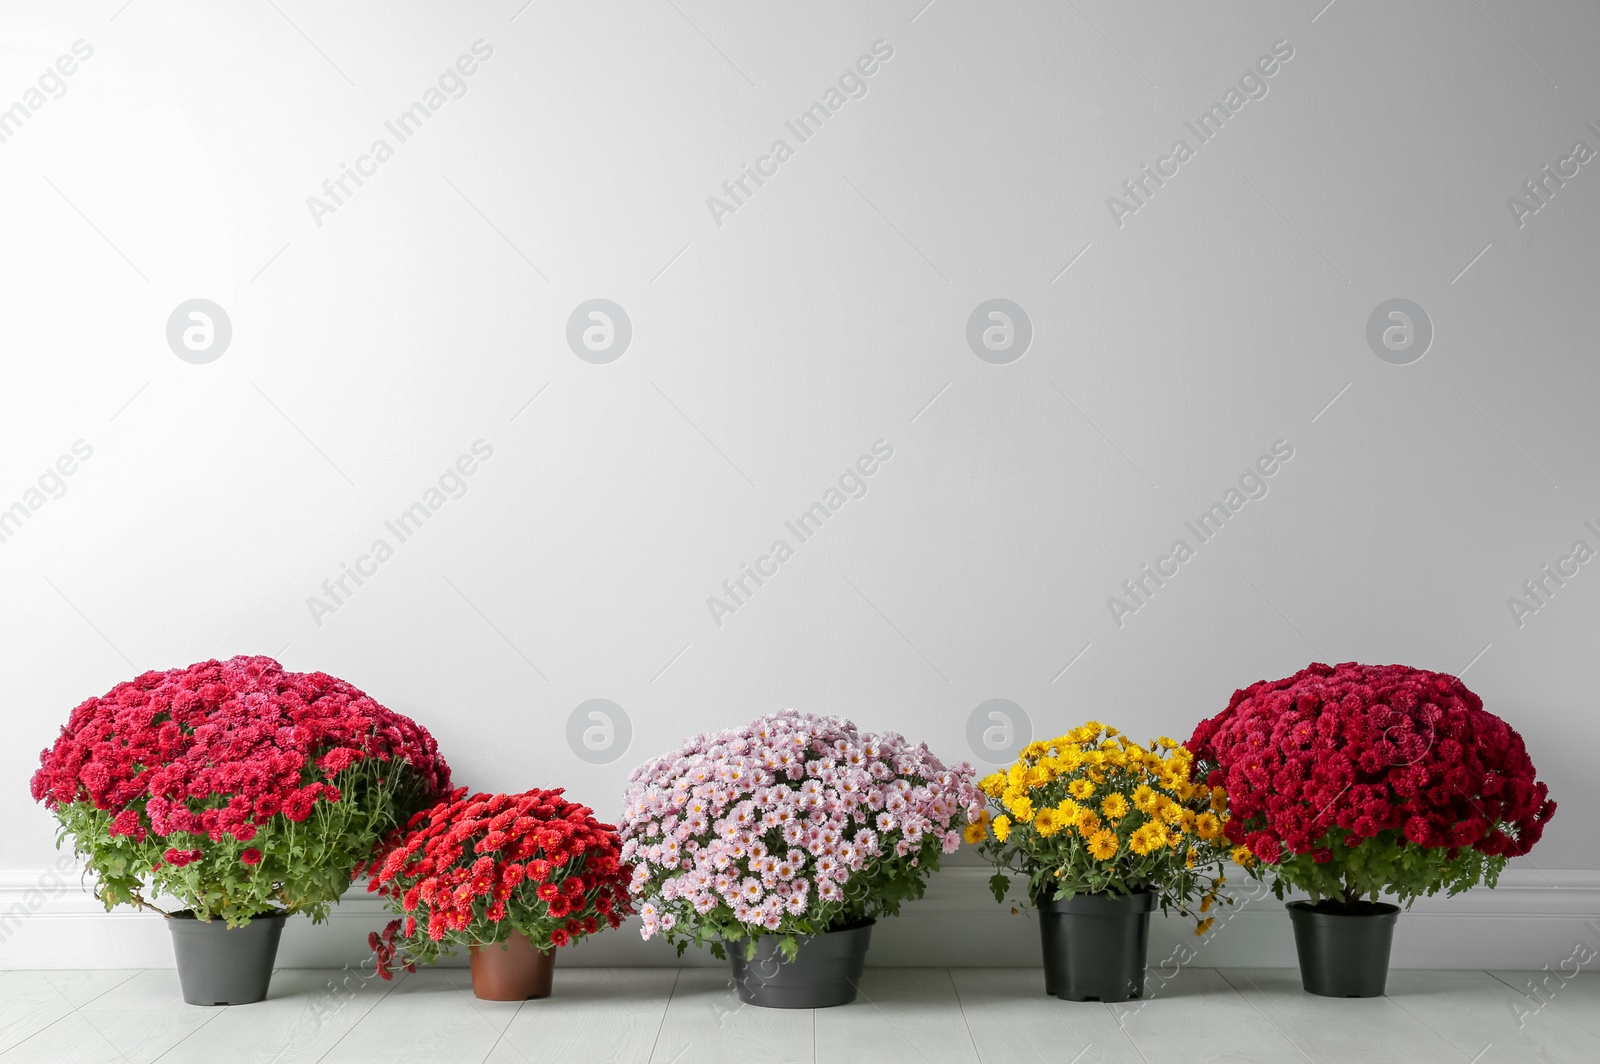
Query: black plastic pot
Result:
<box><xmin>1287</xmin><ymin>900</ymin><xmax>1399</xmax><ymax>997</ymax></box>
<box><xmin>728</xmin><ymin>920</ymin><xmax>874</xmax><ymax>1008</ymax></box>
<box><xmin>1037</xmin><ymin>890</ymin><xmax>1153</xmax><ymax>1002</ymax></box>
<box><xmin>167</xmin><ymin>910</ymin><xmax>287</xmax><ymax>1006</ymax></box>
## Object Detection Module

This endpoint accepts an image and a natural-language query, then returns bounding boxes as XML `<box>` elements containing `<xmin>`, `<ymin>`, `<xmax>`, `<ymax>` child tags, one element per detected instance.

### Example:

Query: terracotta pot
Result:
<box><xmin>469</xmin><ymin>931</ymin><xmax>554</xmax><ymax>1000</ymax></box>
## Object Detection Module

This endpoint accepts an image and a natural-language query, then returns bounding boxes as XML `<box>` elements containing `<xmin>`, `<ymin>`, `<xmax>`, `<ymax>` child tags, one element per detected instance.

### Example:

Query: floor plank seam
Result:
<box><xmin>148</xmin><ymin>1014</ymin><xmax>209</xmax><ymax>1064</ymax></box>
<box><xmin>78</xmin><ymin>967</ymin><xmax>147</xmax><ymax>1011</ymax></box>
<box><xmin>1382</xmin><ymin>978</ymin><xmax>1471</xmax><ymax>1053</ymax></box>
<box><xmin>645</xmin><ymin>967</ymin><xmax>681</xmax><ymax>1064</ymax></box>
<box><xmin>1484</xmin><ymin>967</ymin><xmax>1534</xmax><ymax>998</ymax></box>
<box><xmin>309</xmin><ymin>969</ymin><xmax>399</xmax><ymax>1064</ymax></box>
<box><xmin>1</xmin><ymin>1010</ymin><xmax>75</xmax><ymax>1061</ymax></box>
<box><xmin>1114</xmin><ymin>1020</ymin><xmax>1155</xmax><ymax>1064</ymax></box>
<box><xmin>1228</xmin><ymin>970</ymin><xmax>1323</xmax><ymax>1064</ymax></box>
<box><xmin>944</xmin><ymin>967</ymin><xmax>985</xmax><ymax>1064</ymax></box>
<box><xmin>478</xmin><ymin>996</ymin><xmax>525</xmax><ymax>1064</ymax></box>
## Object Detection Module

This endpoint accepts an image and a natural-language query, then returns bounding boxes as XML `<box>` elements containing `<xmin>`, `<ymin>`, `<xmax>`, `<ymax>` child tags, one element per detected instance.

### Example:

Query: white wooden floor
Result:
<box><xmin>1</xmin><ymin>966</ymin><xmax>1596</xmax><ymax>1063</ymax></box>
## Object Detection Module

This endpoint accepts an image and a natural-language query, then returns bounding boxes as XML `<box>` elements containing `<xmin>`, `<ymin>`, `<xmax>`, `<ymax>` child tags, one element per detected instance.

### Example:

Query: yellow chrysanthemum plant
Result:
<box><xmin>969</xmin><ymin>723</ymin><xmax>1234</xmax><ymax>932</ymax></box>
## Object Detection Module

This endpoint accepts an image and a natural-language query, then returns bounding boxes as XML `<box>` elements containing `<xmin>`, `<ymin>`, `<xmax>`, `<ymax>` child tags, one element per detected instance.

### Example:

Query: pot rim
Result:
<box><xmin>1285</xmin><ymin>899</ymin><xmax>1402</xmax><ymax>918</ymax></box>
<box><xmin>470</xmin><ymin>931</ymin><xmax>554</xmax><ymax>955</ymax></box>
<box><xmin>724</xmin><ymin>916</ymin><xmax>877</xmax><ymax>947</ymax></box>
<box><xmin>1034</xmin><ymin>886</ymin><xmax>1156</xmax><ymax>899</ymax></box>
<box><xmin>1035</xmin><ymin>888</ymin><xmax>1157</xmax><ymax>912</ymax></box>
<box><xmin>166</xmin><ymin>908</ymin><xmax>288</xmax><ymax>923</ymax></box>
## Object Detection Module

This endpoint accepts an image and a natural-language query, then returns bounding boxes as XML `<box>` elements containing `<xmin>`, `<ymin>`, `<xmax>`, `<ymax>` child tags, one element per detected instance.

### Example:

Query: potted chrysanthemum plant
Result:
<box><xmin>971</xmin><ymin>722</ymin><xmax>1233</xmax><ymax>1002</ymax></box>
<box><xmin>620</xmin><ymin>709</ymin><xmax>981</xmax><ymax>1008</ymax></box>
<box><xmin>363</xmin><ymin>786</ymin><xmax>633</xmax><ymax>1000</ymax></box>
<box><xmin>1188</xmin><ymin>662</ymin><xmax>1556</xmax><ymax>997</ymax></box>
<box><xmin>30</xmin><ymin>656</ymin><xmax>450</xmax><ymax>1005</ymax></box>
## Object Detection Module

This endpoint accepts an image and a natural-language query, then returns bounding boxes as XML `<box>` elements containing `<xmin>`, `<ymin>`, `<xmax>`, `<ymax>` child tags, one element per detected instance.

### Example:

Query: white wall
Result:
<box><xmin>3</xmin><ymin>1</ymin><xmax>1598</xmax><ymax>964</ymax></box>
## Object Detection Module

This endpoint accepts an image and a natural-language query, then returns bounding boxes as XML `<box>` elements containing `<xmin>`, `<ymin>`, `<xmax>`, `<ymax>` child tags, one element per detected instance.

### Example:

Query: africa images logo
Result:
<box><xmin>1506</xmin><ymin>520</ymin><xmax>1600</xmax><ymax>629</ymax></box>
<box><xmin>0</xmin><ymin>39</ymin><xmax>93</xmax><ymax>147</ymax></box>
<box><xmin>305</xmin><ymin>441</ymin><xmax>494</xmax><ymax>626</ymax></box>
<box><xmin>1106</xmin><ymin>39</ymin><xmax>1295</xmax><ymax>228</ymax></box>
<box><xmin>305</xmin><ymin>40</ymin><xmax>494</xmax><ymax>227</ymax></box>
<box><xmin>705</xmin><ymin>40</ymin><xmax>895</xmax><ymax>227</ymax></box>
<box><xmin>1507</xmin><ymin>118</ymin><xmax>1600</xmax><ymax>229</ymax></box>
<box><xmin>1107</xmin><ymin>441</ymin><xmax>1294</xmax><ymax>627</ymax></box>
<box><xmin>706</xmin><ymin>440</ymin><xmax>894</xmax><ymax>627</ymax></box>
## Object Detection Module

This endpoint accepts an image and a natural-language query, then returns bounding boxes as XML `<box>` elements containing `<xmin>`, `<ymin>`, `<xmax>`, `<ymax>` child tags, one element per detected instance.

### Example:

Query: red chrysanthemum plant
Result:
<box><xmin>30</xmin><ymin>656</ymin><xmax>451</xmax><ymax>926</ymax></box>
<box><xmin>363</xmin><ymin>787</ymin><xmax>633</xmax><ymax>978</ymax></box>
<box><xmin>1187</xmin><ymin>662</ymin><xmax>1555</xmax><ymax>910</ymax></box>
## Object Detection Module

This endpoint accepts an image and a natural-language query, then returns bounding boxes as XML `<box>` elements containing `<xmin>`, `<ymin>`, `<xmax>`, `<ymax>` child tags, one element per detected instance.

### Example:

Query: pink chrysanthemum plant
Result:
<box><xmin>620</xmin><ymin>709</ymin><xmax>982</xmax><ymax>960</ymax></box>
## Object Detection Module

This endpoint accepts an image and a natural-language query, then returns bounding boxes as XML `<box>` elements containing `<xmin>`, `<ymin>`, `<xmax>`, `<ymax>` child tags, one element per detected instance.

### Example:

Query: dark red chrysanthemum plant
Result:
<box><xmin>363</xmin><ymin>787</ymin><xmax>632</xmax><ymax>978</ymax></box>
<box><xmin>1187</xmin><ymin>662</ymin><xmax>1554</xmax><ymax>907</ymax></box>
<box><xmin>31</xmin><ymin>656</ymin><xmax>450</xmax><ymax>926</ymax></box>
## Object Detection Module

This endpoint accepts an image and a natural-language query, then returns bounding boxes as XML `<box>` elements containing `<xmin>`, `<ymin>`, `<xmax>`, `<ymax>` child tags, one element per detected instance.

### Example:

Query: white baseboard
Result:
<box><xmin>2</xmin><ymin>866</ymin><xmax>1596</xmax><ymax>971</ymax></box>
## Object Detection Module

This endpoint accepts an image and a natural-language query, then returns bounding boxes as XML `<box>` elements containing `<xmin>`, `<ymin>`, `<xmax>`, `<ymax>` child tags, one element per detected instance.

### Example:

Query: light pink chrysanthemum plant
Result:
<box><xmin>620</xmin><ymin>709</ymin><xmax>982</xmax><ymax>960</ymax></box>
